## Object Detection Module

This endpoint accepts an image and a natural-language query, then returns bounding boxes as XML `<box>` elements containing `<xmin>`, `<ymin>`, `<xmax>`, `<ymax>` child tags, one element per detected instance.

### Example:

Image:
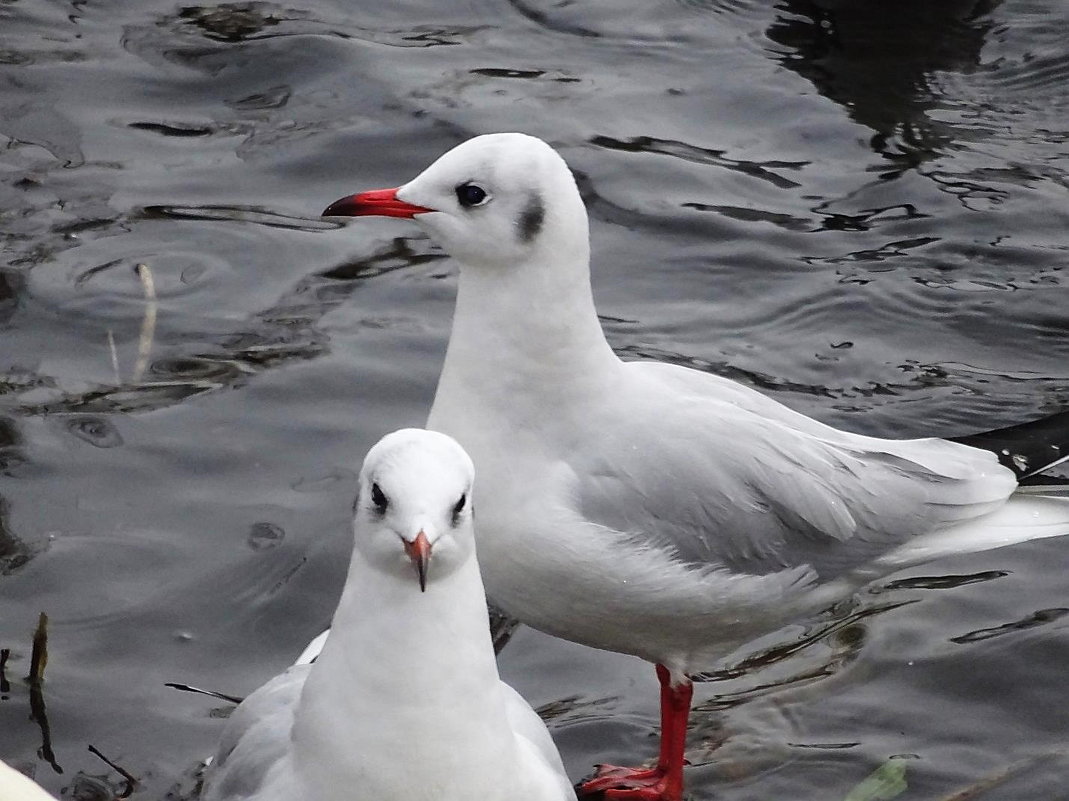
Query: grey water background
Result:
<box><xmin>2</xmin><ymin>0</ymin><xmax>1069</xmax><ymax>798</ymax></box>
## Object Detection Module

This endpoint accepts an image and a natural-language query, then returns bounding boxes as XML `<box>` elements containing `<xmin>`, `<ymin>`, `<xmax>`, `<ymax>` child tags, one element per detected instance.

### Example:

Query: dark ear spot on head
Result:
<box><xmin>518</xmin><ymin>193</ymin><xmax>545</xmax><ymax>243</ymax></box>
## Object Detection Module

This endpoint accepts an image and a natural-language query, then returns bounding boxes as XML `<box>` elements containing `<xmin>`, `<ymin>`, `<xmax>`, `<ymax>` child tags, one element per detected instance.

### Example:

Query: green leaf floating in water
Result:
<box><xmin>843</xmin><ymin>760</ymin><xmax>908</xmax><ymax>801</ymax></box>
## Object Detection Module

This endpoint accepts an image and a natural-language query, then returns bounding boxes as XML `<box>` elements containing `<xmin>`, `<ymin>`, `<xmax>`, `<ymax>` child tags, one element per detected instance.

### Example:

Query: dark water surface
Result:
<box><xmin>3</xmin><ymin>0</ymin><xmax>1069</xmax><ymax>798</ymax></box>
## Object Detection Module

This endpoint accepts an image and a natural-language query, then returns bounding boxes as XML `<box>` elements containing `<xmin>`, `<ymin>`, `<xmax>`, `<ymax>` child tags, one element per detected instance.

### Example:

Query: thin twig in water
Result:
<box><xmin>132</xmin><ymin>262</ymin><xmax>157</xmax><ymax>382</ymax></box>
<box><xmin>164</xmin><ymin>681</ymin><xmax>244</xmax><ymax>704</ymax></box>
<box><xmin>88</xmin><ymin>744</ymin><xmax>138</xmax><ymax>798</ymax></box>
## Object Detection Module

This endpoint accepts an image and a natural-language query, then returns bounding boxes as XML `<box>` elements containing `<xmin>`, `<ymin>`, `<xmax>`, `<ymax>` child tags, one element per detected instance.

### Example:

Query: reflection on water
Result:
<box><xmin>26</xmin><ymin>614</ymin><xmax>61</xmax><ymax>775</ymax></box>
<box><xmin>693</xmin><ymin>597</ymin><xmax>917</xmax><ymax>696</ymax></box>
<box><xmin>767</xmin><ymin>0</ymin><xmax>1001</xmax><ymax>169</ymax></box>
<box><xmin>0</xmin><ymin>495</ymin><xmax>33</xmax><ymax>575</ymax></box>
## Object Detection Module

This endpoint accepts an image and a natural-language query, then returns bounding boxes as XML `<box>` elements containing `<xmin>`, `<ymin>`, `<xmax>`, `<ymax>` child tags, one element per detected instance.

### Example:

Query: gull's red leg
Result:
<box><xmin>578</xmin><ymin>664</ymin><xmax>693</xmax><ymax>801</ymax></box>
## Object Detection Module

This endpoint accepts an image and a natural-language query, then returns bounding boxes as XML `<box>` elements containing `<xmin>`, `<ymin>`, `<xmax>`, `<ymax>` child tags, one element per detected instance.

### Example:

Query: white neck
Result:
<box><xmin>431</xmin><ymin>245</ymin><xmax>619</xmax><ymax>423</ymax></box>
<box><xmin>289</xmin><ymin>552</ymin><xmax>518</xmax><ymax>798</ymax></box>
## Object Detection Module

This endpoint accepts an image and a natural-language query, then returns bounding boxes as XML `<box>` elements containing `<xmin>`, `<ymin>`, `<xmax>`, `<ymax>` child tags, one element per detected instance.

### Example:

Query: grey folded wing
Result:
<box><xmin>200</xmin><ymin>664</ymin><xmax>310</xmax><ymax>801</ymax></box>
<box><xmin>572</xmin><ymin>362</ymin><xmax>1017</xmax><ymax>582</ymax></box>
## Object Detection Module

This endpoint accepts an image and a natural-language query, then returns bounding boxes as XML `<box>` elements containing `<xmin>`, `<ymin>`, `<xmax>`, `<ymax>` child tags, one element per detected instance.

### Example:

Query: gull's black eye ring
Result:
<box><xmin>455</xmin><ymin>183</ymin><xmax>489</xmax><ymax>208</ymax></box>
<box><xmin>370</xmin><ymin>482</ymin><xmax>388</xmax><ymax>513</ymax></box>
<box><xmin>451</xmin><ymin>493</ymin><xmax>467</xmax><ymax>525</ymax></box>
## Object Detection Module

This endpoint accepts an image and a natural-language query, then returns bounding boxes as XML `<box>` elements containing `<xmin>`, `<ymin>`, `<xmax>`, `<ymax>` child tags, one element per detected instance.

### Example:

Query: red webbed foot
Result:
<box><xmin>578</xmin><ymin>763</ymin><xmax>682</xmax><ymax>801</ymax></box>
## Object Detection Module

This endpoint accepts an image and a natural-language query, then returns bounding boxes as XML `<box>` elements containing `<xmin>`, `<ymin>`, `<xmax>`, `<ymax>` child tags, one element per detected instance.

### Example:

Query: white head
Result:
<box><xmin>353</xmin><ymin>429</ymin><xmax>475</xmax><ymax>591</ymax></box>
<box><xmin>322</xmin><ymin>133</ymin><xmax>589</xmax><ymax>270</ymax></box>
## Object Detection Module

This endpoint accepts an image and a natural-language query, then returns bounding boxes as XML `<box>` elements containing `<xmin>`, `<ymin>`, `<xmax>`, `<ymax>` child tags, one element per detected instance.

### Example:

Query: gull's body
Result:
<box><xmin>431</xmin><ymin>349</ymin><xmax>1056</xmax><ymax>669</ymax></box>
<box><xmin>0</xmin><ymin>761</ymin><xmax>59</xmax><ymax>801</ymax></box>
<box><xmin>324</xmin><ymin>133</ymin><xmax>1069</xmax><ymax>800</ymax></box>
<box><xmin>201</xmin><ymin>429</ymin><xmax>575</xmax><ymax>801</ymax></box>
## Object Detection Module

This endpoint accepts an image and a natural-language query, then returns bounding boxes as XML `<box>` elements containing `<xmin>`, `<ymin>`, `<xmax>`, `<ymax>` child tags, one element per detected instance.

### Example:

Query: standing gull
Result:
<box><xmin>201</xmin><ymin>428</ymin><xmax>575</xmax><ymax>801</ymax></box>
<box><xmin>323</xmin><ymin>133</ymin><xmax>1069</xmax><ymax>801</ymax></box>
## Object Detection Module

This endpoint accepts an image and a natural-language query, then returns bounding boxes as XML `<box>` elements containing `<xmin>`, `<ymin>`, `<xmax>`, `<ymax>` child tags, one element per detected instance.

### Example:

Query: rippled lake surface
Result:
<box><xmin>3</xmin><ymin>0</ymin><xmax>1069</xmax><ymax>798</ymax></box>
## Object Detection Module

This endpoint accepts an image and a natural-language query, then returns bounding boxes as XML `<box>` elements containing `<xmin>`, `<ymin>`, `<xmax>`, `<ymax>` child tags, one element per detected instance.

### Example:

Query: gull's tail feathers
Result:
<box><xmin>878</xmin><ymin>493</ymin><xmax>1069</xmax><ymax>571</ymax></box>
<box><xmin>294</xmin><ymin>629</ymin><xmax>330</xmax><ymax>665</ymax></box>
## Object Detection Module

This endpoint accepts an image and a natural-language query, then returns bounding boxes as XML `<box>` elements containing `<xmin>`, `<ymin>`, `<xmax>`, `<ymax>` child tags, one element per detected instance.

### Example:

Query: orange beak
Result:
<box><xmin>403</xmin><ymin>530</ymin><xmax>432</xmax><ymax>592</ymax></box>
<box><xmin>322</xmin><ymin>187</ymin><xmax>433</xmax><ymax>219</ymax></box>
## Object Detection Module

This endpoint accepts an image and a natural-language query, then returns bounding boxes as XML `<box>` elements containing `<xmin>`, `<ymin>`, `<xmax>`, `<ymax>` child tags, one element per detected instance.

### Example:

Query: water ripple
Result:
<box><xmin>4</xmin><ymin>2</ymin><xmax>1069</xmax><ymax>797</ymax></box>
<box><xmin>469</xmin><ymin>67</ymin><xmax>581</xmax><ymax>84</ymax></box>
<box><xmin>20</xmin><ymin>377</ymin><xmax>227</xmax><ymax>415</ymax></box>
<box><xmin>127</xmin><ymin>121</ymin><xmax>224</xmax><ymax>138</ymax></box>
<box><xmin>8</xmin><ymin>232</ymin><xmax>440</xmax><ymax>418</ymax></box>
<box><xmin>64</xmin><ymin>416</ymin><xmax>124</xmax><ymax>449</ymax></box>
<box><xmin>950</xmin><ymin>608</ymin><xmax>1069</xmax><ymax>644</ymax></box>
<box><xmin>139</xmin><ymin>205</ymin><xmax>335</xmax><ymax>232</ymax></box>
<box><xmin>591</xmin><ymin>134</ymin><xmax>806</xmax><ymax>190</ymax></box>
<box><xmin>982</xmin><ymin>44</ymin><xmax>1069</xmax><ymax>97</ymax></box>
<box><xmin>504</xmin><ymin>0</ymin><xmax>603</xmax><ymax>39</ymax></box>
<box><xmin>121</xmin><ymin>1</ymin><xmax>483</xmax><ymax>76</ymax></box>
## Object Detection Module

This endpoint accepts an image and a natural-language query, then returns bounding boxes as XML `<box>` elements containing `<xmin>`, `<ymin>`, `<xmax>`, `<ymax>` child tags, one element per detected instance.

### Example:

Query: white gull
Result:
<box><xmin>200</xmin><ymin>428</ymin><xmax>576</xmax><ymax>801</ymax></box>
<box><xmin>0</xmin><ymin>761</ymin><xmax>59</xmax><ymax>801</ymax></box>
<box><xmin>323</xmin><ymin>133</ymin><xmax>1069</xmax><ymax>801</ymax></box>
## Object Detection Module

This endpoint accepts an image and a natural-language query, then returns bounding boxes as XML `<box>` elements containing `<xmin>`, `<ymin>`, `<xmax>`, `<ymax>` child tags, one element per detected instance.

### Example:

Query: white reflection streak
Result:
<box><xmin>106</xmin><ymin>328</ymin><xmax>121</xmax><ymax>385</ymax></box>
<box><xmin>132</xmin><ymin>262</ymin><xmax>157</xmax><ymax>382</ymax></box>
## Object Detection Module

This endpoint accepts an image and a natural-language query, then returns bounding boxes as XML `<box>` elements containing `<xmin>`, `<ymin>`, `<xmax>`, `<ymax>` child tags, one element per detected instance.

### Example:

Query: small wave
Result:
<box><xmin>950</xmin><ymin>607</ymin><xmax>1069</xmax><ymax>644</ymax></box>
<box><xmin>127</xmin><ymin>121</ymin><xmax>216</xmax><ymax>138</ymax></box>
<box><xmin>139</xmin><ymin>204</ymin><xmax>336</xmax><ymax>232</ymax></box>
<box><xmin>592</xmin><ymin>134</ymin><xmax>806</xmax><ymax>190</ymax></box>
<box><xmin>64</xmin><ymin>415</ymin><xmax>124</xmax><ymax>448</ymax></box>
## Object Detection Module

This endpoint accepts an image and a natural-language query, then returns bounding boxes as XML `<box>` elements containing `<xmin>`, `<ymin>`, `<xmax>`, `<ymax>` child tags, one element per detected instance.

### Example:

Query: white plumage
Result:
<box><xmin>201</xmin><ymin>429</ymin><xmax>574</xmax><ymax>801</ymax></box>
<box><xmin>326</xmin><ymin>132</ymin><xmax>1069</xmax><ymax>674</ymax></box>
<box><xmin>324</xmin><ymin>133</ymin><xmax>1069</xmax><ymax>800</ymax></box>
<box><xmin>0</xmin><ymin>761</ymin><xmax>59</xmax><ymax>801</ymax></box>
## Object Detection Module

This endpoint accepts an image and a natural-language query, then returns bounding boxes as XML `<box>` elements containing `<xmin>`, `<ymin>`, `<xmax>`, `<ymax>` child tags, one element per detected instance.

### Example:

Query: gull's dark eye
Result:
<box><xmin>370</xmin><ymin>482</ymin><xmax>388</xmax><ymax>513</ymax></box>
<box><xmin>455</xmin><ymin>183</ymin><xmax>488</xmax><ymax>208</ymax></box>
<box><xmin>451</xmin><ymin>493</ymin><xmax>467</xmax><ymax>525</ymax></box>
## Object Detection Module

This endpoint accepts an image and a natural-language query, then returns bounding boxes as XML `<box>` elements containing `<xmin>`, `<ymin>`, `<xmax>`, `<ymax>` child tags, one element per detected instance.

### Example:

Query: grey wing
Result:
<box><xmin>634</xmin><ymin>360</ymin><xmax>1012</xmax><ymax>474</ymax></box>
<box><xmin>572</xmin><ymin>364</ymin><xmax>1017</xmax><ymax>581</ymax></box>
<box><xmin>200</xmin><ymin>664</ymin><xmax>310</xmax><ymax>801</ymax></box>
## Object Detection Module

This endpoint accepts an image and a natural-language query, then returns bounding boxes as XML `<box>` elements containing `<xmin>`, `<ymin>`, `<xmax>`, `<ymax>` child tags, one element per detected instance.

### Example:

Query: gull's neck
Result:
<box><xmin>290</xmin><ymin>552</ymin><xmax>517</xmax><ymax>797</ymax></box>
<box><xmin>432</xmin><ymin>243</ymin><xmax>620</xmax><ymax>421</ymax></box>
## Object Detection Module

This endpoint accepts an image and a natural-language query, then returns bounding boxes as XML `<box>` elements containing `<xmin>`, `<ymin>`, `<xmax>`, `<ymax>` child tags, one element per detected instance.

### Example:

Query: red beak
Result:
<box><xmin>403</xmin><ymin>530</ymin><xmax>432</xmax><ymax>592</ymax></box>
<box><xmin>322</xmin><ymin>187</ymin><xmax>432</xmax><ymax>219</ymax></box>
